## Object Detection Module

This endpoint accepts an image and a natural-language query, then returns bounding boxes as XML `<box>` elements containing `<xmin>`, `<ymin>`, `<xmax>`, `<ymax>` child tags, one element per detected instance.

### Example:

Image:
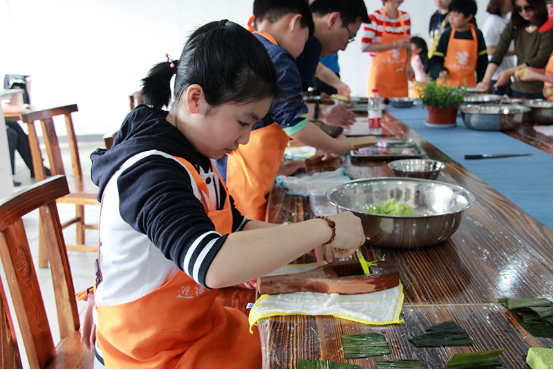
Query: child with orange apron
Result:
<box><xmin>85</xmin><ymin>20</ymin><xmax>365</xmax><ymax>369</ymax></box>
<box><xmin>427</xmin><ymin>0</ymin><xmax>489</xmax><ymax>87</ymax></box>
<box><xmin>366</xmin><ymin>6</ymin><xmax>412</xmax><ymax>98</ymax></box>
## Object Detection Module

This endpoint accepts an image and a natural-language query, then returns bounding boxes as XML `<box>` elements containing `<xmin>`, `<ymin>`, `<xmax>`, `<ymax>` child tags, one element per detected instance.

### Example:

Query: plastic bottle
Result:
<box><xmin>368</xmin><ymin>88</ymin><xmax>382</xmax><ymax>135</ymax></box>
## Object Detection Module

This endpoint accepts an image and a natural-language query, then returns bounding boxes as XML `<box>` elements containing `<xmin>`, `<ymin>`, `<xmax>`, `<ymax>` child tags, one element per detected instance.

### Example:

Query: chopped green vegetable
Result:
<box><xmin>297</xmin><ymin>360</ymin><xmax>361</xmax><ymax>369</ymax></box>
<box><xmin>446</xmin><ymin>349</ymin><xmax>504</xmax><ymax>369</ymax></box>
<box><xmin>367</xmin><ymin>199</ymin><xmax>418</xmax><ymax>216</ymax></box>
<box><xmin>526</xmin><ymin>348</ymin><xmax>553</xmax><ymax>369</ymax></box>
<box><xmin>341</xmin><ymin>333</ymin><xmax>391</xmax><ymax>358</ymax></box>
<box><xmin>409</xmin><ymin>321</ymin><xmax>473</xmax><ymax>347</ymax></box>
<box><xmin>498</xmin><ymin>297</ymin><xmax>553</xmax><ymax>338</ymax></box>
<box><xmin>377</xmin><ymin>360</ymin><xmax>423</xmax><ymax>369</ymax></box>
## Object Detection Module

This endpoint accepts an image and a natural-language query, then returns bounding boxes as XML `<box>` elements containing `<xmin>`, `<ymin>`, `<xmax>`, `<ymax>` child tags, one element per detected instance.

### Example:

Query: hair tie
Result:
<box><xmin>165</xmin><ymin>53</ymin><xmax>175</xmax><ymax>69</ymax></box>
<box><xmin>219</xmin><ymin>19</ymin><xmax>228</xmax><ymax>27</ymax></box>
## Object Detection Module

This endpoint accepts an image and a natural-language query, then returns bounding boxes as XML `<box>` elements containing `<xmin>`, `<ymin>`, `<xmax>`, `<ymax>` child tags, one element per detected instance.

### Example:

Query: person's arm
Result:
<box><xmin>363</xmin><ymin>39</ymin><xmax>411</xmax><ymax>53</ymax></box>
<box><xmin>518</xmin><ymin>66</ymin><xmax>553</xmax><ymax>84</ymax></box>
<box><xmin>476</xmin><ymin>30</ymin><xmax>490</xmax><ymax>83</ymax></box>
<box><xmin>525</xmin><ymin>29</ymin><xmax>553</xmax><ymax>68</ymax></box>
<box><xmin>489</xmin><ymin>22</ymin><xmax>514</xmax><ymax>65</ymax></box>
<box><xmin>315</xmin><ymin>62</ymin><xmax>351</xmax><ymax>98</ymax></box>
<box><xmin>487</xmin><ymin>45</ymin><xmax>516</xmax><ymax>57</ymax></box>
<box><xmin>206</xmin><ymin>211</ymin><xmax>365</xmax><ymax>288</ymax></box>
<box><xmin>428</xmin><ymin>29</ymin><xmax>450</xmax><ymax>80</ymax></box>
<box><xmin>290</xmin><ymin>121</ymin><xmax>352</xmax><ymax>155</ymax></box>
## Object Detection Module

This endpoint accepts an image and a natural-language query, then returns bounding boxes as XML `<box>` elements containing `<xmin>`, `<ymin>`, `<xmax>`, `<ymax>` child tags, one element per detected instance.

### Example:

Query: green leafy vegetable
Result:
<box><xmin>498</xmin><ymin>297</ymin><xmax>553</xmax><ymax>338</ymax></box>
<box><xmin>377</xmin><ymin>360</ymin><xmax>423</xmax><ymax>369</ymax></box>
<box><xmin>409</xmin><ymin>320</ymin><xmax>473</xmax><ymax>347</ymax></box>
<box><xmin>341</xmin><ymin>333</ymin><xmax>391</xmax><ymax>358</ymax></box>
<box><xmin>366</xmin><ymin>199</ymin><xmax>418</xmax><ymax>216</ymax></box>
<box><xmin>297</xmin><ymin>360</ymin><xmax>361</xmax><ymax>369</ymax></box>
<box><xmin>526</xmin><ymin>348</ymin><xmax>553</xmax><ymax>369</ymax></box>
<box><xmin>446</xmin><ymin>349</ymin><xmax>504</xmax><ymax>369</ymax></box>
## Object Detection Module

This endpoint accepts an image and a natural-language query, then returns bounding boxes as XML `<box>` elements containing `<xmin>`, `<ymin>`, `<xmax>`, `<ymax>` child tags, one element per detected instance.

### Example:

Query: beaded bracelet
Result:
<box><xmin>314</xmin><ymin>216</ymin><xmax>336</xmax><ymax>245</ymax></box>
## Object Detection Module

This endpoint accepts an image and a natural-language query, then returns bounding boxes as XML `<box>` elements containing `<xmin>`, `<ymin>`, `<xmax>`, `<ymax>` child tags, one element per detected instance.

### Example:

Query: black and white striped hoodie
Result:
<box><xmin>90</xmin><ymin>105</ymin><xmax>248</xmax><ymax>307</ymax></box>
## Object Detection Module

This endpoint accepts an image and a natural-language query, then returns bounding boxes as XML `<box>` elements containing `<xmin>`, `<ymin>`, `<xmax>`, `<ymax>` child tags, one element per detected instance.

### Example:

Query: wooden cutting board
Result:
<box><xmin>304</xmin><ymin>136</ymin><xmax>377</xmax><ymax>165</ymax></box>
<box><xmin>257</xmin><ymin>260</ymin><xmax>399</xmax><ymax>295</ymax></box>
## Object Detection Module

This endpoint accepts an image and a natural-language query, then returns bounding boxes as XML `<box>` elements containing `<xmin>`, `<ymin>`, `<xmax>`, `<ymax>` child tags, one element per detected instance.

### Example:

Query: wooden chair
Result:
<box><xmin>104</xmin><ymin>91</ymin><xmax>143</xmax><ymax>150</ymax></box>
<box><xmin>20</xmin><ymin>105</ymin><xmax>99</xmax><ymax>268</ymax></box>
<box><xmin>0</xmin><ymin>175</ymin><xmax>94</xmax><ymax>368</ymax></box>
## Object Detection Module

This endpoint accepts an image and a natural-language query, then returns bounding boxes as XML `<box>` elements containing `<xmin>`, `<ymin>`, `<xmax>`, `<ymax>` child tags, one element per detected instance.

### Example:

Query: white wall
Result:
<box><xmin>1</xmin><ymin>0</ymin><xmax>490</xmax><ymax>137</ymax></box>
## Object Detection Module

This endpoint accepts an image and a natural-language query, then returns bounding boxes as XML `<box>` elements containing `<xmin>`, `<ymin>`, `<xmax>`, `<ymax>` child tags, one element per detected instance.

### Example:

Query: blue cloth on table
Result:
<box><xmin>385</xmin><ymin>105</ymin><xmax>553</xmax><ymax>229</ymax></box>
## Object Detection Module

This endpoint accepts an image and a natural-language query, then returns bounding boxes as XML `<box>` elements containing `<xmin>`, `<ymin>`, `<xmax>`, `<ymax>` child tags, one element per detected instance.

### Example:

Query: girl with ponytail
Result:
<box><xmin>89</xmin><ymin>20</ymin><xmax>364</xmax><ymax>368</ymax></box>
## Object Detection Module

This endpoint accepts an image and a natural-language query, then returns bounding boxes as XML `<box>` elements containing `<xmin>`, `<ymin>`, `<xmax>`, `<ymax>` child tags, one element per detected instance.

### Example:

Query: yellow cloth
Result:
<box><xmin>248</xmin><ymin>283</ymin><xmax>404</xmax><ymax>332</ymax></box>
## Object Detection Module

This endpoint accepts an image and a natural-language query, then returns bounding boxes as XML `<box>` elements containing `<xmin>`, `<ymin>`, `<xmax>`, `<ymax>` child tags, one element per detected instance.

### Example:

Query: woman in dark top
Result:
<box><xmin>477</xmin><ymin>0</ymin><xmax>552</xmax><ymax>98</ymax></box>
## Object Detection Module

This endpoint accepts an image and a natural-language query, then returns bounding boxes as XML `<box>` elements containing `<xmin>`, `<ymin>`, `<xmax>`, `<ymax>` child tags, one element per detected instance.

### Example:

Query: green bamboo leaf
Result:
<box><xmin>341</xmin><ymin>333</ymin><xmax>391</xmax><ymax>358</ymax></box>
<box><xmin>498</xmin><ymin>297</ymin><xmax>553</xmax><ymax>337</ymax></box>
<box><xmin>297</xmin><ymin>359</ymin><xmax>361</xmax><ymax>369</ymax></box>
<box><xmin>377</xmin><ymin>360</ymin><xmax>423</xmax><ymax>369</ymax></box>
<box><xmin>446</xmin><ymin>349</ymin><xmax>504</xmax><ymax>369</ymax></box>
<box><xmin>409</xmin><ymin>321</ymin><xmax>473</xmax><ymax>347</ymax></box>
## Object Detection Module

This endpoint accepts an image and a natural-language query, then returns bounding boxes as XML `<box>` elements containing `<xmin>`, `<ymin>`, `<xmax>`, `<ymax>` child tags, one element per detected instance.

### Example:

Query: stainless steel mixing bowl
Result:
<box><xmin>459</xmin><ymin>104</ymin><xmax>530</xmax><ymax>131</ymax></box>
<box><xmin>388</xmin><ymin>159</ymin><xmax>446</xmax><ymax>180</ymax></box>
<box><xmin>463</xmin><ymin>94</ymin><xmax>502</xmax><ymax>104</ymax></box>
<box><xmin>326</xmin><ymin>178</ymin><xmax>475</xmax><ymax>249</ymax></box>
<box><xmin>522</xmin><ymin>99</ymin><xmax>553</xmax><ymax>125</ymax></box>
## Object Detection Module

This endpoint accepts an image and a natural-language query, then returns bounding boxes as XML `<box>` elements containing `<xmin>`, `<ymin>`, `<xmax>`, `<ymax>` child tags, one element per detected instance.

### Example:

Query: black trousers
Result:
<box><xmin>6</xmin><ymin>120</ymin><xmax>34</xmax><ymax>176</ymax></box>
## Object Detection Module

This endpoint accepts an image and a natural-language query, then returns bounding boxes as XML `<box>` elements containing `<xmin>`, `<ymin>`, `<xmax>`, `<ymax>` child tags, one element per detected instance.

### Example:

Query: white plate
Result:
<box><xmin>424</xmin><ymin>121</ymin><xmax>457</xmax><ymax>128</ymax></box>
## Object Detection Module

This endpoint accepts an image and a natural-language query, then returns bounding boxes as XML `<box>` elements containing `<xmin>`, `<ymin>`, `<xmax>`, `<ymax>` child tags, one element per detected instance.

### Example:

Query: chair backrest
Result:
<box><xmin>0</xmin><ymin>176</ymin><xmax>82</xmax><ymax>368</ymax></box>
<box><xmin>20</xmin><ymin>105</ymin><xmax>80</xmax><ymax>182</ymax></box>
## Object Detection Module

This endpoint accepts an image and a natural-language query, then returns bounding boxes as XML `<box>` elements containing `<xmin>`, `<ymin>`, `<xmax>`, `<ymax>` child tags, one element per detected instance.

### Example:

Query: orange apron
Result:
<box><xmin>367</xmin><ymin>7</ymin><xmax>409</xmax><ymax>98</ymax></box>
<box><xmin>226</xmin><ymin>32</ymin><xmax>290</xmax><ymax>221</ymax></box>
<box><xmin>545</xmin><ymin>53</ymin><xmax>553</xmax><ymax>101</ymax></box>
<box><xmin>227</xmin><ymin>123</ymin><xmax>289</xmax><ymax>221</ymax></box>
<box><xmin>96</xmin><ymin>158</ymin><xmax>262</xmax><ymax>369</ymax></box>
<box><xmin>440</xmin><ymin>25</ymin><xmax>478</xmax><ymax>87</ymax></box>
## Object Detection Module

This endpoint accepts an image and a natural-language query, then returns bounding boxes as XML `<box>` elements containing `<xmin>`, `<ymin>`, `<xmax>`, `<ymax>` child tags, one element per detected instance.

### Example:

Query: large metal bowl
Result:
<box><xmin>390</xmin><ymin>97</ymin><xmax>415</xmax><ymax>108</ymax></box>
<box><xmin>388</xmin><ymin>159</ymin><xmax>446</xmax><ymax>180</ymax></box>
<box><xmin>522</xmin><ymin>99</ymin><xmax>553</xmax><ymax>125</ymax></box>
<box><xmin>326</xmin><ymin>178</ymin><xmax>475</xmax><ymax>249</ymax></box>
<box><xmin>459</xmin><ymin>104</ymin><xmax>530</xmax><ymax>131</ymax></box>
<box><xmin>463</xmin><ymin>94</ymin><xmax>502</xmax><ymax>104</ymax></box>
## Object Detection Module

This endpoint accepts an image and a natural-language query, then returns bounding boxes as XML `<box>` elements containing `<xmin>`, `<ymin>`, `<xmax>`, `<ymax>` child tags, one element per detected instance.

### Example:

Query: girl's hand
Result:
<box><xmin>277</xmin><ymin>160</ymin><xmax>307</xmax><ymax>176</ymax></box>
<box><xmin>328</xmin><ymin>211</ymin><xmax>366</xmax><ymax>251</ymax></box>
<box><xmin>321</xmin><ymin>104</ymin><xmax>357</xmax><ymax>128</ymax></box>
<box><xmin>312</xmin><ymin>212</ymin><xmax>365</xmax><ymax>266</ymax></box>
<box><xmin>438</xmin><ymin>70</ymin><xmax>449</xmax><ymax>81</ymax></box>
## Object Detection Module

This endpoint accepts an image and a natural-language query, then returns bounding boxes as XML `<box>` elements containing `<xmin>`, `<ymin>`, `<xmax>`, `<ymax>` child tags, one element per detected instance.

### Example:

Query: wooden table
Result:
<box><xmin>255</xmin><ymin>112</ymin><xmax>553</xmax><ymax>369</ymax></box>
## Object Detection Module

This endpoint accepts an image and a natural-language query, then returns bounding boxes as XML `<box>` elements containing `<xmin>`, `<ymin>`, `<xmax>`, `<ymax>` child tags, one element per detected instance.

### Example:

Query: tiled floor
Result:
<box><xmin>4</xmin><ymin>139</ymin><xmax>103</xmax><ymax>368</ymax></box>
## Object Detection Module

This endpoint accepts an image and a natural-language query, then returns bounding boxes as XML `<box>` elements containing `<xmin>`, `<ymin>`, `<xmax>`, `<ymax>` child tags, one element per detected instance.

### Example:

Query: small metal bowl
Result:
<box><xmin>522</xmin><ymin>99</ymin><xmax>553</xmax><ymax>125</ymax></box>
<box><xmin>390</xmin><ymin>97</ymin><xmax>415</xmax><ymax>108</ymax></box>
<box><xmin>465</xmin><ymin>86</ymin><xmax>492</xmax><ymax>95</ymax></box>
<box><xmin>326</xmin><ymin>178</ymin><xmax>475</xmax><ymax>249</ymax></box>
<box><xmin>463</xmin><ymin>94</ymin><xmax>502</xmax><ymax>104</ymax></box>
<box><xmin>459</xmin><ymin>104</ymin><xmax>530</xmax><ymax>131</ymax></box>
<box><xmin>388</xmin><ymin>159</ymin><xmax>446</xmax><ymax>180</ymax></box>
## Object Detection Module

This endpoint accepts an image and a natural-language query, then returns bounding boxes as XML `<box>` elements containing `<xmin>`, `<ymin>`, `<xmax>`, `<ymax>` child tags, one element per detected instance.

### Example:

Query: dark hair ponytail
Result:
<box><xmin>141</xmin><ymin>20</ymin><xmax>281</xmax><ymax>111</ymax></box>
<box><xmin>410</xmin><ymin>36</ymin><xmax>429</xmax><ymax>70</ymax></box>
<box><xmin>141</xmin><ymin>59</ymin><xmax>180</xmax><ymax>109</ymax></box>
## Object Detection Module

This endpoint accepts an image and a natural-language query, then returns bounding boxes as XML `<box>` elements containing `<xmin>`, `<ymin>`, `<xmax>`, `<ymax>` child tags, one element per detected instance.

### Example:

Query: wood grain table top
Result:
<box><xmin>254</xmin><ymin>112</ymin><xmax>553</xmax><ymax>369</ymax></box>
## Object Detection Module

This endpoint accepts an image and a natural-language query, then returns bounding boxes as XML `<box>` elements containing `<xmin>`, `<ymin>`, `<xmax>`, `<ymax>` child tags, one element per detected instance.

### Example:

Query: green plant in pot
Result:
<box><xmin>415</xmin><ymin>79</ymin><xmax>467</xmax><ymax>126</ymax></box>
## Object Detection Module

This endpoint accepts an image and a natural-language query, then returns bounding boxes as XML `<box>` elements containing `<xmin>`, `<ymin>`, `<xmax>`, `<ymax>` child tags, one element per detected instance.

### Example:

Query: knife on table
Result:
<box><xmin>464</xmin><ymin>153</ymin><xmax>533</xmax><ymax>160</ymax></box>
